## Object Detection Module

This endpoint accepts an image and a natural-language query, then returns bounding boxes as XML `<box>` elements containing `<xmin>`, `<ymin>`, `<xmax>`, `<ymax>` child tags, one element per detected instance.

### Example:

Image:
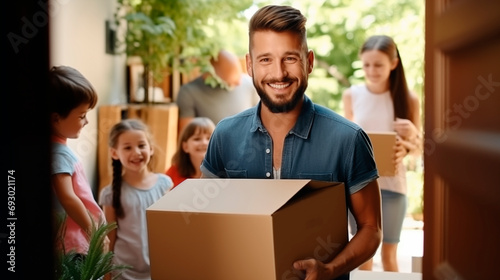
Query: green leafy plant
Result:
<box><xmin>54</xmin><ymin>215</ymin><xmax>130</xmax><ymax>280</ymax></box>
<box><xmin>114</xmin><ymin>0</ymin><xmax>253</xmax><ymax>100</ymax></box>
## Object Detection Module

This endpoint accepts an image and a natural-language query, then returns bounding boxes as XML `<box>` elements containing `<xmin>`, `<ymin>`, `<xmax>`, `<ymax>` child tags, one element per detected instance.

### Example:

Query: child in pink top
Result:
<box><xmin>166</xmin><ymin>117</ymin><xmax>215</xmax><ymax>188</ymax></box>
<box><xmin>49</xmin><ymin>65</ymin><xmax>108</xmax><ymax>254</ymax></box>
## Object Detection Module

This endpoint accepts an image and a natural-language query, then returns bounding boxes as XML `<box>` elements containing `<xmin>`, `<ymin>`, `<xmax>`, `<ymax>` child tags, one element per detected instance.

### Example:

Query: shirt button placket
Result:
<box><xmin>265</xmin><ymin>148</ymin><xmax>271</xmax><ymax>177</ymax></box>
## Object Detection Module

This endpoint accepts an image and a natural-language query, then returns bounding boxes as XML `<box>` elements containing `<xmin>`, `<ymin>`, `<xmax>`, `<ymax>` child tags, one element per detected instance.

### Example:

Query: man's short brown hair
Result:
<box><xmin>248</xmin><ymin>5</ymin><xmax>308</xmax><ymax>53</ymax></box>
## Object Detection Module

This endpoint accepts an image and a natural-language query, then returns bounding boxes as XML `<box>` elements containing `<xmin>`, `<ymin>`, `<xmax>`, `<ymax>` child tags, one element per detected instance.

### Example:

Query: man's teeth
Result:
<box><xmin>269</xmin><ymin>83</ymin><xmax>290</xmax><ymax>89</ymax></box>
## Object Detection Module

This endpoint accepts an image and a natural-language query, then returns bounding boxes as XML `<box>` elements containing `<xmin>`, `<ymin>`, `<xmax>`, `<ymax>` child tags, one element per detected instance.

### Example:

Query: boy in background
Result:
<box><xmin>49</xmin><ymin>65</ymin><xmax>109</xmax><ymax>258</ymax></box>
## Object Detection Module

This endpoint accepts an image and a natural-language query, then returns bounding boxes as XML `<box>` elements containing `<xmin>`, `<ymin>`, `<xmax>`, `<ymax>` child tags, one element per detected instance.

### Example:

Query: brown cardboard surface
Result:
<box><xmin>367</xmin><ymin>131</ymin><xmax>397</xmax><ymax>176</ymax></box>
<box><xmin>147</xmin><ymin>179</ymin><xmax>348</xmax><ymax>280</ymax></box>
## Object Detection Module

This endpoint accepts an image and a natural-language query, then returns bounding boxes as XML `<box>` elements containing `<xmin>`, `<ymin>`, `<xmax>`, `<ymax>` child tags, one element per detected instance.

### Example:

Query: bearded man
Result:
<box><xmin>201</xmin><ymin>5</ymin><xmax>382</xmax><ymax>280</ymax></box>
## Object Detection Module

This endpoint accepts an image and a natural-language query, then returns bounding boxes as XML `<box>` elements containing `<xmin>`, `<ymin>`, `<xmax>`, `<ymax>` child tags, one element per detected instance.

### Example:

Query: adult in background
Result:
<box><xmin>176</xmin><ymin>49</ymin><xmax>259</xmax><ymax>132</ymax></box>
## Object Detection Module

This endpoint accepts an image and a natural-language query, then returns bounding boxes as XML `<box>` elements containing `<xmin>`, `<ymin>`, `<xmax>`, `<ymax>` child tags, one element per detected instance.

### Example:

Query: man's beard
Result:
<box><xmin>253</xmin><ymin>76</ymin><xmax>307</xmax><ymax>113</ymax></box>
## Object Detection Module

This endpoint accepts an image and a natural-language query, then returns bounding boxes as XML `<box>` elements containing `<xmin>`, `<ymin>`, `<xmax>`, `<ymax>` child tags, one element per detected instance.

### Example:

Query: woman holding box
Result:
<box><xmin>342</xmin><ymin>35</ymin><xmax>422</xmax><ymax>272</ymax></box>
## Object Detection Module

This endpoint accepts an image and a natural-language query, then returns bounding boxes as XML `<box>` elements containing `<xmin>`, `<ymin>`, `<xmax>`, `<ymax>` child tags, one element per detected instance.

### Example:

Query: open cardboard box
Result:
<box><xmin>367</xmin><ymin>131</ymin><xmax>397</xmax><ymax>176</ymax></box>
<box><xmin>147</xmin><ymin>178</ymin><xmax>348</xmax><ymax>280</ymax></box>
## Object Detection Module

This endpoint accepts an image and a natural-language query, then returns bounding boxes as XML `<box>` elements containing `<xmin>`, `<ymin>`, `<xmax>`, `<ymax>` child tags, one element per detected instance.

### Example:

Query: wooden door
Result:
<box><xmin>424</xmin><ymin>1</ymin><xmax>500</xmax><ymax>279</ymax></box>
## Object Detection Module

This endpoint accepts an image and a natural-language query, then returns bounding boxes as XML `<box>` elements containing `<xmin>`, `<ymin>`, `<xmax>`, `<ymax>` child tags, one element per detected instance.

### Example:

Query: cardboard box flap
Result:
<box><xmin>276</xmin><ymin>180</ymin><xmax>344</xmax><ymax>212</ymax></box>
<box><xmin>303</xmin><ymin>180</ymin><xmax>343</xmax><ymax>190</ymax></box>
<box><xmin>148</xmin><ymin>178</ymin><xmax>322</xmax><ymax>215</ymax></box>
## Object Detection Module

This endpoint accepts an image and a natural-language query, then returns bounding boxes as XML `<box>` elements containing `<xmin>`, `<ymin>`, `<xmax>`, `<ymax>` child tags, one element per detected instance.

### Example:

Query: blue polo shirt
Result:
<box><xmin>201</xmin><ymin>95</ymin><xmax>378</xmax><ymax>194</ymax></box>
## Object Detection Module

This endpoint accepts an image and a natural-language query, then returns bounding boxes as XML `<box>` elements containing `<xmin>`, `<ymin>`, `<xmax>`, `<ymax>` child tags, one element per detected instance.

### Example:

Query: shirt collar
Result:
<box><xmin>249</xmin><ymin>95</ymin><xmax>315</xmax><ymax>139</ymax></box>
<box><xmin>249</xmin><ymin>102</ymin><xmax>263</xmax><ymax>133</ymax></box>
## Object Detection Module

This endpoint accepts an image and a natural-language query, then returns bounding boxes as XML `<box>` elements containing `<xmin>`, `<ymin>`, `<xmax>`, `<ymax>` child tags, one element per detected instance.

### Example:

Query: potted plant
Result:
<box><xmin>54</xmin><ymin>215</ymin><xmax>130</xmax><ymax>280</ymax></box>
<box><xmin>114</xmin><ymin>0</ymin><xmax>253</xmax><ymax>103</ymax></box>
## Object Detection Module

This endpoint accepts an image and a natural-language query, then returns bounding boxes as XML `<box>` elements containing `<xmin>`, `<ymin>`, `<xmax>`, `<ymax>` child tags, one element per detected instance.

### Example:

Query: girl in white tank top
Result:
<box><xmin>342</xmin><ymin>35</ymin><xmax>422</xmax><ymax>272</ymax></box>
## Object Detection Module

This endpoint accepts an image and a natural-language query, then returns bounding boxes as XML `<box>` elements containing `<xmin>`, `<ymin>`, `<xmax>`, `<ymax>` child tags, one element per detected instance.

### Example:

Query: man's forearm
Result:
<box><xmin>327</xmin><ymin>224</ymin><xmax>382</xmax><ymax>278</ymax></box>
